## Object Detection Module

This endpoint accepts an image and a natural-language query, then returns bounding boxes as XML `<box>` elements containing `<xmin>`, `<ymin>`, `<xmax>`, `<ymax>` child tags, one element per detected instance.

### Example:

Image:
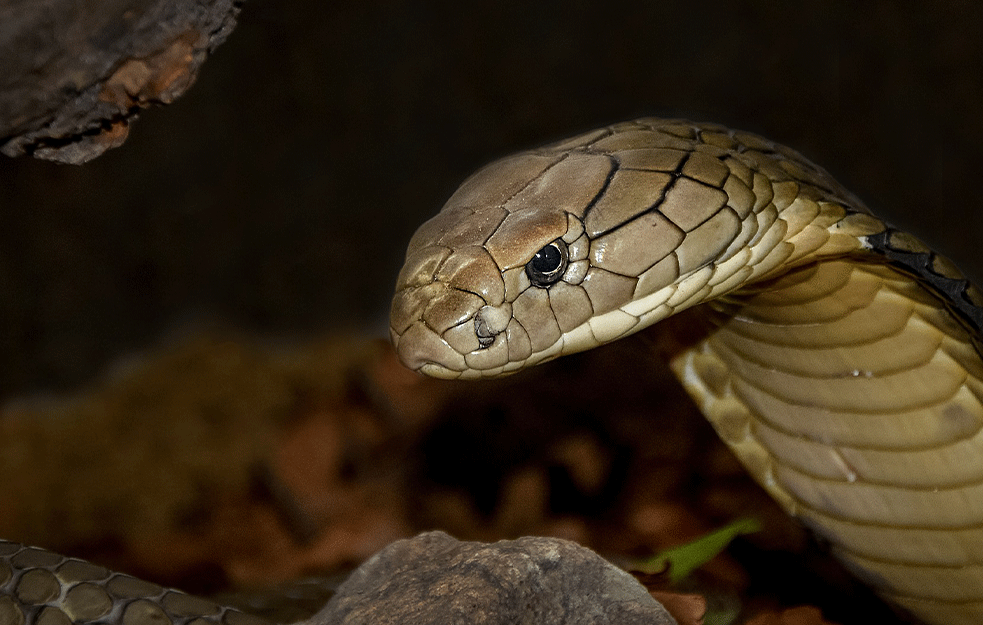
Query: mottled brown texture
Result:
<box><xmin>310</xmin><ymin>531</ymin><xmax>676</xmax><ymax>625</ymax></box>
<box><xmin>0</xmin><ymin>325</ymin><xmax>897</xmax><ymax>623</ymax></box>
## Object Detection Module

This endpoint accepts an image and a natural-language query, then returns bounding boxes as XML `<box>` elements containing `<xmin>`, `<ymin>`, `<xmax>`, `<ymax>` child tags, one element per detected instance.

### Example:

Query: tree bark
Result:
<box><xmin>0</xmin><ymin>0</ymin><xmax>242</xmax><ymax>164</ymax></box>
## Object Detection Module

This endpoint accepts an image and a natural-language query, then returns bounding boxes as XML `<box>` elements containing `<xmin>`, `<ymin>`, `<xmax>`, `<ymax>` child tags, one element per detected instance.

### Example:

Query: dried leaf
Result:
<box><xmin>649</xmin><ymin>590</ymin><xmax>707</xmax><ymax>625</ymax></box>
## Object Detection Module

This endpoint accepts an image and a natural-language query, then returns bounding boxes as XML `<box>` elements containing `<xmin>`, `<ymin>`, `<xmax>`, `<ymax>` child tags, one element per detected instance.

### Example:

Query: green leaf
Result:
<box><xmin>638</xmin><ymin>517</ymin><xmax>762</xmax><ymax>584</ymax></box>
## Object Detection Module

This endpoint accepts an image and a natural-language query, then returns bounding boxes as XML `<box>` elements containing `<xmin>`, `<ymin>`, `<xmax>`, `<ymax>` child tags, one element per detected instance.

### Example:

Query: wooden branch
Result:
<box><xmin>0</xmin><ymin>0</ymin><xmax>242</xmax><ymax>164</ymax></box>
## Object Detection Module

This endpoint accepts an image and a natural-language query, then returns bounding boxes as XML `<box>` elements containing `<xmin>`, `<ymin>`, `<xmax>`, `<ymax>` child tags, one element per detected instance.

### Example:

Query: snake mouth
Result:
<box><xmin>390</xmin><ymin>274</ymin><xmax>518</xmax><ymax>377</ymax></box>
<box><xmin>418</xmin><ymin>361</ymin><xmax>464</xmax><ymax>379</ymax></box>
<box><xmin>392</xmin><ymin>314</ymin><xmax>517</xmax><ymax>380</ymax></box>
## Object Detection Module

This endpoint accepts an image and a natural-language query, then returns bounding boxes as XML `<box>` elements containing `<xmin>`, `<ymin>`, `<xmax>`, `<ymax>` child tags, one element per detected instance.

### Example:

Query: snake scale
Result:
<box><xmin>390</xmin><ymin>118</ymin><xmax>983</xmax><ymax>625</ymax></box>
<box><xmin>2</xmin><ymin>118</ymin><xmax>980</xmax><ymax>624</ymax></box>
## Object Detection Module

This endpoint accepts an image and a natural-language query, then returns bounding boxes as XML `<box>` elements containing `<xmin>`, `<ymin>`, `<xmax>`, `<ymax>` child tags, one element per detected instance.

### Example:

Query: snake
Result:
<box><xmin>2</xmin><ymin>118</ymin><xmax>980</xmax><ymax>625</ymax></box>
<box><xmin>389</xmin><ymin>117</ymin><xmax>983</xmax><ymax>625</ymax></box>
<box><xmin>0</xmin><ymin>537</ymin><xmax>278</xmax><ymax>624</ymax></box>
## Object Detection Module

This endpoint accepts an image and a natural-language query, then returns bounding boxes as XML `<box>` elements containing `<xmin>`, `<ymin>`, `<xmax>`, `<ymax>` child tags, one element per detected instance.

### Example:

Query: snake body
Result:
<box><xmin>390</xmin><ymin>118</ymin><xmax>983</xmax><ymax>625</ymax></box>
<box><xmin>0</xmin><ymin>539</ymin><xmax>272</xmax><ymax>624</ymax></box>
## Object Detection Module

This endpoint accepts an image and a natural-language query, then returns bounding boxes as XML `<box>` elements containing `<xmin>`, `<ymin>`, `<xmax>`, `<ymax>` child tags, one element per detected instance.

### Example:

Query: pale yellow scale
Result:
<box><xmin>675</xmin><ymin>259</ymin><xmax>983</xmax><ymax>624</ymax></box>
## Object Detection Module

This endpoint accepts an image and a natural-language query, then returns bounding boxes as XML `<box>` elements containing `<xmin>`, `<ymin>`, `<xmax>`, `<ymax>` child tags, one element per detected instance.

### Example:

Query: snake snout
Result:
<box><xmin>390</xmin><ymin>239</ymin><xmax>516</xmax><ymax>377</ymax></box>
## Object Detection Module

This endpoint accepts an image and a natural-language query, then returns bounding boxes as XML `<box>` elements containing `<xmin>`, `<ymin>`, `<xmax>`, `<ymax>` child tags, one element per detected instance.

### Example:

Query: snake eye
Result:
<box><xmin>525</xmin><ymin>239</ymin><xmax>569</xmax><ymax>287</ymax></box>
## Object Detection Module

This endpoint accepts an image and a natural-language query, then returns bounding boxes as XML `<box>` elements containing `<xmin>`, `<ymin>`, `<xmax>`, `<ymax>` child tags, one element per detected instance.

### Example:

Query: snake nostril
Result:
<box><xmin>475</xmin><ymin>316</ymin><xmax>496</xmax><ymax>348</ymax></box>
<box><xmin>474</xmin><ymin>303</ymin><xmax>512</xmax><ymax>349</ymax></box>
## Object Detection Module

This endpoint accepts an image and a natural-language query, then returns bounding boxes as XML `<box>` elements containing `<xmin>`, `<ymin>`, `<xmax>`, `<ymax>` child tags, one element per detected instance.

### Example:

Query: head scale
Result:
<box><xmin>391</xmin><ymin>119</ymin><xmax>776</xmax><ymax>379</ymax></box>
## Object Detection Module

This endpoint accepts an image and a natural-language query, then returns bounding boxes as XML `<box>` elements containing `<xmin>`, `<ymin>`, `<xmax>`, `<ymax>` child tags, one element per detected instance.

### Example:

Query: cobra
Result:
<box><xmin>390</xmin><ymin>118</ymin><xmax>983</xmax><ymax>625</ymax></box>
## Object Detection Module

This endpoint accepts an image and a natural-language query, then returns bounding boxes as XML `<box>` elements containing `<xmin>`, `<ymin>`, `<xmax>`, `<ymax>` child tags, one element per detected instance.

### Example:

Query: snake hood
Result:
<box><xmin>390</xmin><ymin>118</ymin><xmax>878</xmax><ymax>379</ymax></box>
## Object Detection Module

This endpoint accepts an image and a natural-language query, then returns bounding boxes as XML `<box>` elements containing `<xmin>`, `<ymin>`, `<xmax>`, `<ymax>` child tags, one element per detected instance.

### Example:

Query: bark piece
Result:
<box><xmin>0</xmin><ymin>0</ymin><xmax>242</xmax><ymax>164</ymax></box>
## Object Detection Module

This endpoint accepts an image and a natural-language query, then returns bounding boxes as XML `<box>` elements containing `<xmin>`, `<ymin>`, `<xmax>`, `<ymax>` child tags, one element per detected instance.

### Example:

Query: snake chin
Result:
<box><xmin>418</xmin><ymin>361</ymin><xmax>464</xmax><ymax>379</ymax></box>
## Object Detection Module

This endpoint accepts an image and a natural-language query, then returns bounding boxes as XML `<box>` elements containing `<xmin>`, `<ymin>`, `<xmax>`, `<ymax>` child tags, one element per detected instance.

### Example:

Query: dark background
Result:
<box><xmin>0</xmin><ymin>0</ymin><xmax>981</xmax><ymax>397</ymax></box>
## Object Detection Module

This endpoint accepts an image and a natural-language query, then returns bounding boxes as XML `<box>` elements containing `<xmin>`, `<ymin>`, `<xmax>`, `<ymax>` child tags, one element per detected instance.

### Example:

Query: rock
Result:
<box><xmin>310</xmin><ymin>530</ymin><xmax>675</xmax><ymax>625</ymax></box>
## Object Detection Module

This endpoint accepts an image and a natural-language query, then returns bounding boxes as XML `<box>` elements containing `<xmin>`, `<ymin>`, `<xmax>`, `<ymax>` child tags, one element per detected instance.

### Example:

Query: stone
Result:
<box><xmin>310</xmin><ymin>531</ymin><xmax>675</xmax><ymax>625</ymax></box>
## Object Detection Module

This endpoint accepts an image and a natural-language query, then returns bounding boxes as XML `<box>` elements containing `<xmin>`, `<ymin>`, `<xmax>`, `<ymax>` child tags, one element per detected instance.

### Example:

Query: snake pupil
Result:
<box><xmin>526</xmin><ymin>240</ymin><xmax>568</xmax><ymax>287</ymax></box>
<box><xmin>532</xmin><ymin>246</ymin><xmax>561</xmax><ymax>272</ymax></box>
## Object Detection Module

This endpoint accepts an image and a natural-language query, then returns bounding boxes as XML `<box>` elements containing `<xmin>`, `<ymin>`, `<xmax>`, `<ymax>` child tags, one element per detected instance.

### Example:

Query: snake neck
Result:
<box><xmin>668</xmin><ymin>255</ymin><xmax>983</xmax><ymax>623</ymax></box>
<box><xmin>619</xmin><ymin>195</ymin><xmax>885</xmax><ymax>341</ymax></box>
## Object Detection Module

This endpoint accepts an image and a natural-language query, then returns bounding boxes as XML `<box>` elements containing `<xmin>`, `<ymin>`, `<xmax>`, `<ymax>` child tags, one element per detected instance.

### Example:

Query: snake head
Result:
<box><xmin>389</xmin><ymin>148</ymin><xmax>595</xmax><ymax>379</ymax></box>
<box><xmin>390</xmin><ymin>119</ymin><xmax>839</xmax><ymax>379</ymax></box>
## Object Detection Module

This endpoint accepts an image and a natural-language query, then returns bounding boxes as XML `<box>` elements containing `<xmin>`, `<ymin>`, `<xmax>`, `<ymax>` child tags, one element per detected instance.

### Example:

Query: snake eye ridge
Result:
<box><xmin>526</xmin><ymin>239</ymin><xmax>569</xmax><ymax>287</ymax></box>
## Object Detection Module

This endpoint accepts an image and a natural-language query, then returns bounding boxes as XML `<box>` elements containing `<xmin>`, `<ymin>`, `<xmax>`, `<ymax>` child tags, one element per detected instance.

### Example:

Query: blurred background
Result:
<box><xmin>0</xmin><ymin>2</ymin><xmax>980</xmax><ymax>622</ymax></box>
<box><xmin>0</xmin><ymin>0</ymin><xmax>980</xmax><ymax>396</ymax></box>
